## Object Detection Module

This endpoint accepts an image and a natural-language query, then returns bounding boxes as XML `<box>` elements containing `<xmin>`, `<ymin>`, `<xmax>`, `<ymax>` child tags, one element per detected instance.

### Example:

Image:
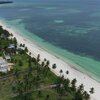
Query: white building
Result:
<box><xmin>0</xmin><ymin>57</ymin><xmax>8</xmax><ymax>73</ymax></box>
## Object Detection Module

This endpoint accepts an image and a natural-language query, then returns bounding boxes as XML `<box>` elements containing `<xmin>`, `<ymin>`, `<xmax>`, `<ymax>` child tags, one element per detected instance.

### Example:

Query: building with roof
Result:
<box><xmin>8</xmin><ymin>44</ymin><xmax>15</xmax><ymax>49</ymax></box>
<box><xmin>4</xmin><ymin>55</ymin><xmax>11</xmax><ymax>61</ymax></box>
<box><xmin>3</xmin><ymin>52</ymin><xmax>11</xmax><ymax>62</ymax></box>
<box><xmin>0</xmin><ymin>57</ymin><xmax>8</xmax><ymax>73</ymax></box>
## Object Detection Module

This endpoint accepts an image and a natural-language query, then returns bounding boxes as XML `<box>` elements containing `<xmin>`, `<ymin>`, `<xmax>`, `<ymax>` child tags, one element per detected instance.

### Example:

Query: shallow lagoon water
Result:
<box><xmin>2</xmin><ymin>19</ymin><xmax>100</xmax><ymax>82</ymax></box>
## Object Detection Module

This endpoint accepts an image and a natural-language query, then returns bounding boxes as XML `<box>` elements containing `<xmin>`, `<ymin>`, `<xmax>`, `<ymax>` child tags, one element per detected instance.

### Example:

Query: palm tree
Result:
<box><xmin>20</xmin><ymin>43</ymin><xmax>22</xmax><ymax>47</ymax></box>
<box><xmin>37</xmin><ymin>54</ymin><xmax>40</xmax><ymax>62</ymax></box>
<box><xmin>83</xmin><ymin>91</ymin><xmax>90</xmax><ymax>100</ymax></box>
<box><xmin>10</xmin><ymin>33</ymin><xmax>13</xmax><ymax>37</ymax></box>
<box><xmin>14</xmin><ymin>68</ymin><xmax>19</xmax><ymax>78</ymax></box>
<box><xmin>32</xmin><ymin>57</ymin><xmax>37</xmax><ymax>64</ymax></box>
<box><xmin>41</xmin><ymin>61</ymin><xmax>45</xmax><ymax>67</ymax></box>
<box><xmin>74</xmin><ymin>91</ymin><xmax>83</xmax><ymax>100</ymax></box>
<box><xmin>29</xmin><ymin>52</ymin><xmax>31</xmax><ymax>56</ymax></box>
<box><xmin>25</xmin><ymin>47</ymin><xmax>28</xmax><ymax>53</ymax></box>
<box><xmin>89</xmin><ymin>87</ymin><xmax>94</xmax><ymax>94</ymax></box>
<box><xmin>52</xmin><ymin>64</ymin><xmax>57</xmax><ymax>69</ymax></box>
<box><xmin>35</xmin><ymin>75</ymin><xmax>41</xmax><ymax>87</ymax></box>
<box><xmin>22</xmin><ymin>44</ymin><xmax>25</xmax><ymax>47</ymax></box>
<box><xmin>28</xmin><ymin>57</ymin><xmax>32</xmax><ymax>68</ymax></box>
<box><xmin>44</xmin><ymin>58</ymin><xmax>47</xmax><ymax>62</ymax></box>
<box><xmin>18</xmin><ymin>59</ymin><xmax>23</xmax><ymax>66</ymax></box>
<box><xmin>23</xmin><ymin>75</ymin><xmax>30</xmax><ymax>91</ymax></box>
<box><xmin>66</xmin><ymin>70</ymin><xmax>69</xmax><ymax>75</ymax></box>
<box><xmin>59</xmin><ymin>69</ymin><xmax>63</xmax><ymax>76</ymax></box>
<box><xmin>45</xmin><ymin>94</ymin><xmax>50</xmax><ymax>100</ymax></box>
<box><xmin>71</xmin><ymin>78</ymin><xmax>77</xmax><ymax>91</ymax></box>
<box><xmin>78</xmin><ymin>84</ymin><xmax>84</xmax><ymax>93</ymax></box>
<box><xmin>46</xmin><ymin>60</ymin><xmax>50</xmax><ymax>67</ymax></box>
<box><xmin>13</xmin><ymin>37</ymin><xmax>17</xmax><ymax>45</ymax></box>
<box><xmin>63</xmin><ymin>78</ymin><xmax>70</xmax><ymax>91</ymax></box>
<box><xmin>38</xmin><ymin>90</ymin><xmax>42</xmax><ymax>97</ymax></box>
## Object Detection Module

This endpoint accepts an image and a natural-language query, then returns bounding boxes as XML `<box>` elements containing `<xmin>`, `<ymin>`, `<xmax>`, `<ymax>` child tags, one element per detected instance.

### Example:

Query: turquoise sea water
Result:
<box><xmin>3</xmin><ymin>19</ymin><xmax>100</xmax><ymax>82</ymax></box>
<box><xmin>0</xmin><ymin>0</ymin><xmax>100</xmax><ymax>82</ymax></box>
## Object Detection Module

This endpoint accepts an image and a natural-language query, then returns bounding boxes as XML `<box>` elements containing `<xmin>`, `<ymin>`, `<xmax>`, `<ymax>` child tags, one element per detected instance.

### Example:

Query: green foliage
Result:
<box><xmin>89</xmin><ymin>87</ymin><xmax>94</xmax><ymax>94</ymax></box>
<box><xmin>25</xmin><ymin>47</ymin><xmax>28</xmax><ymax>53</ymax></box>
<box><xmin>18</xmin><ymin>60</ymin><xmax>23</xmax><ymax>66</ymax></box>
<box><xmin>52</xmin><ymin>64</ymin><xmax>57</xmax><ymax>69</ymax></box>
<box><xmin>37</xmin><ymin>54</ymin><xmax>40</xmax><ymax>62</ymax></box>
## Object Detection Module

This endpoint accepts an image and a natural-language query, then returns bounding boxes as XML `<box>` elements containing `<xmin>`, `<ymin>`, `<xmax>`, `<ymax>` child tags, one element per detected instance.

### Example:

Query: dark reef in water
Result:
<box><xmin>0</xmin><ymin>1</ymin><xmax>13</xmax><ymax>4</ymax></box>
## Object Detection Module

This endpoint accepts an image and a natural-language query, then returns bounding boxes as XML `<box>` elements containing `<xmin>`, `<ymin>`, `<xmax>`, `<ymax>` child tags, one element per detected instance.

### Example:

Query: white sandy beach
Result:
<box><xmin>0</xmin><ymin>20</ymin><xmax>100</xmax><ymax>100</ymax></box>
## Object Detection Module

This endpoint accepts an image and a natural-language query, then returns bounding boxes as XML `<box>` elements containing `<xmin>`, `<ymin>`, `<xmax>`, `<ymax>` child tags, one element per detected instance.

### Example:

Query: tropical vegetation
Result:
<box><xmin>0</xmin><ymin>25</ymin><xmax>94</xmax><ymax>100</ymax></box>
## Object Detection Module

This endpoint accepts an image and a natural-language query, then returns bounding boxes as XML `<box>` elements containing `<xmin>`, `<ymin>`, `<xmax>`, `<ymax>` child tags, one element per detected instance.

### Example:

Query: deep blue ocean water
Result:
<box><xmin>0</xmin><ymin>0</ymin><xmax>100</xmax><ymax>81</ymax></box>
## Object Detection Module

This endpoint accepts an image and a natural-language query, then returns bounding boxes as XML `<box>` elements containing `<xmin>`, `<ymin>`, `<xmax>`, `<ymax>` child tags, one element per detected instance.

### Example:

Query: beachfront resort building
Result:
<box><xmin>3</xmin><ymin>52</ymin><xmax>11</xmax><ymax>62</ymax></box>
<box><xmin>8</xmin><ymin>44</ymin><xmax>15</xmax><ymax>49</ymax></box>
<box><xmin>0</xmin><ymin>57</ymin><xmax>12</xmax><ymax>73</ymax></box>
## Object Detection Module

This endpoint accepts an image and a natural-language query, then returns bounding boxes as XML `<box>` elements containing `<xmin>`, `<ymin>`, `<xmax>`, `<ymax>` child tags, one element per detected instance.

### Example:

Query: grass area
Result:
<box><xmin>0</xmin><ymin>77</ymin><xmax>14</xmax><ymax>100</ymax></box>
<box><xmin>12</xmin><ymin>53</ymin><xmax>30</xmax><ymax>70</ymax></box>
<box><xmin>0</xmin><ymin>52</ymin><xmax>74</xmax><ymax>100</ymax></box>
<box><xmin>31</xmin><ymin>89</ymin><xmax>73</xmax><ymax>100</ymax></box>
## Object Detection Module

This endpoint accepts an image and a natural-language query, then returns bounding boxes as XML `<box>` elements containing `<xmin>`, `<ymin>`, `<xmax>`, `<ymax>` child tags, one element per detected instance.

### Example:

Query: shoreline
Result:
<box><xmin>0</xmin><ymin>20</ymin><xmax>100</xmax><ymax>100</ymax></box>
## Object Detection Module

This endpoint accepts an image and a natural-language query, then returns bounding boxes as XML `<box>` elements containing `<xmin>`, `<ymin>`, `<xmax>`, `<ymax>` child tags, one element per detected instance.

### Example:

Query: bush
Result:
<box><xmin>18</xmin><ymin>60</ymin><xmax>23</xmax><ymax>66</ymax></box>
